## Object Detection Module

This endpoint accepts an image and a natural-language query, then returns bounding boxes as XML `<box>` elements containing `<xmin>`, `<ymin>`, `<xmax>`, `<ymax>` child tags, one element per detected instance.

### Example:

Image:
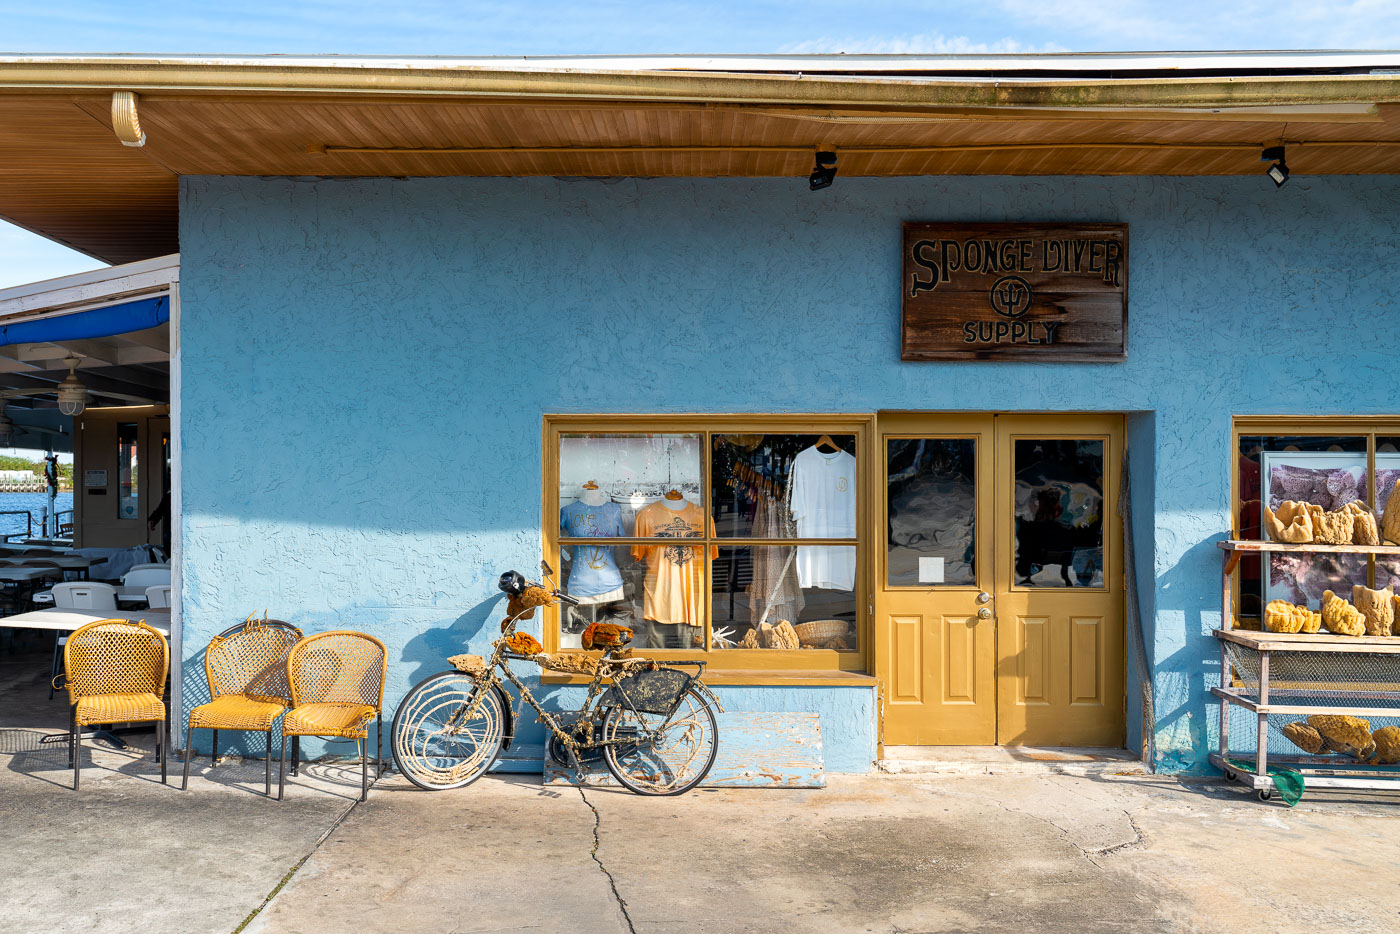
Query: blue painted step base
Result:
<box><xmin>543</xmin><ymin>711</ymin><xmax>825</xmax><ymax>788</ymax></box>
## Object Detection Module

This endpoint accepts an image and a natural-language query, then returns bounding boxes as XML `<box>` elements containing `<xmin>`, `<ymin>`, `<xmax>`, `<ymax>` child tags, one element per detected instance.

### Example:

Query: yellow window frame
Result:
<box><xmin>543</xmin><ymin>413</ymin><xmax>875</xmax><ymax>678</ymax></box>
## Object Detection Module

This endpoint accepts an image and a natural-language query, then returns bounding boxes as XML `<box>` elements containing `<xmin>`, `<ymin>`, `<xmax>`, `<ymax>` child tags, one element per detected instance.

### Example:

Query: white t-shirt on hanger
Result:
<box><xmin>790</xmin><ymin>445</ymin><xmax>857</xmax><ymax>590</ymax></box>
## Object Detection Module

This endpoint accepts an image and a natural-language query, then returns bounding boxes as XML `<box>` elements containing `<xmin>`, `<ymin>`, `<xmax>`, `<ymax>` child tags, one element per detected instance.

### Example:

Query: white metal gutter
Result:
<box><xmin>0</xmin><ymin>254</ymin><xmax>178</xmax><ymax>323</ymax></box>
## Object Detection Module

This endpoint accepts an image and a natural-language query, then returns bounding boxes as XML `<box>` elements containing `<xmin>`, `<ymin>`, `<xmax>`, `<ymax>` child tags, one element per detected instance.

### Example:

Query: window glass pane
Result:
<box><xmin>559</xmin><ymin>433</ymin><xmax>701</xmax><ymax>539</ymax></box>
<box><xmin>559</xmin><ymin>546</ymin><xmax>637</xmax><ymax>650</ymax></box>
<box><xmin>712</xmin><ymin>546</ymin><xmax>858</xmax><ymax>650</ymax></box>
<box><xmin>886</xmin><ymin>438</ymin><xmax>976</xmax><ymax>587</ymax></box>
<box><xmin>117</xmin><ymin>422</ymin><xmax>139</xmax><ymax>520</ymax></box>
<box><xmin>1237</xmin><ymin>435</ymin><xmax>1368</xmax><ymax>617</ymax></box>
<box><xmin>1013</xmin><ymin>439</ymin><xmax>1104</xmax><ymax>588</ymax></box>
<box><xmin>1378</xmin><ymin>438</ymin><xmax>1400</xmax><ymax>590</ymax></box>
<box><xmin>711</xmin><ymin>434</ymin><xmax>856</xmax><ymax>538</ymax></box>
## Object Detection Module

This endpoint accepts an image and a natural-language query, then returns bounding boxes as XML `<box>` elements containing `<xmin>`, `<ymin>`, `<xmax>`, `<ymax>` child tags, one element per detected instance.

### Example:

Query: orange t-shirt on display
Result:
<box><xmin>631</xmin><ymin>499</ymin><xmax>716</xmax><ymax>626</ymax></box>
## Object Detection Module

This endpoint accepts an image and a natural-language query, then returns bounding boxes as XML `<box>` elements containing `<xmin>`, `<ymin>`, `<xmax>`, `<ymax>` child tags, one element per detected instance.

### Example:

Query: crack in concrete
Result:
<box><xmin>577</xmin><ymin>785</ymin><xmax>638</xmax><ymax>934</ymax></box>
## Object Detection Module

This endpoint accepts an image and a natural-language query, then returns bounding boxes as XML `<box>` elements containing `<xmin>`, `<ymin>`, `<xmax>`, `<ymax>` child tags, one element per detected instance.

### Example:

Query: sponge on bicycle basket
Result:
<box><xmin>581</xmin><ymin>622</ymin><xmax>633</xmax><ymax>651</ymax></box>
<box><xmin>503</xmin><ymin>585</ymin><xmax>553</xmax><ymax>625</ymax></box>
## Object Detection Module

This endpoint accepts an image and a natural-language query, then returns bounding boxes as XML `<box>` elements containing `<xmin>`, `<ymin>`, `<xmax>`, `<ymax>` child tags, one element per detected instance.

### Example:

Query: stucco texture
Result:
<box><xmin>178</xmin><ymin>174</ymin><xmax>1400</xmax><ymax>774</ymax></box>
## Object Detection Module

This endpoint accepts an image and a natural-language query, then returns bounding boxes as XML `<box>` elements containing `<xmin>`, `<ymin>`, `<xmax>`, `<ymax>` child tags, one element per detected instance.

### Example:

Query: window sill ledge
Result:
<box><xmin>541</xmin><ymin>668</ymin><xmax>877</xmax><ymax>687</ymax></box>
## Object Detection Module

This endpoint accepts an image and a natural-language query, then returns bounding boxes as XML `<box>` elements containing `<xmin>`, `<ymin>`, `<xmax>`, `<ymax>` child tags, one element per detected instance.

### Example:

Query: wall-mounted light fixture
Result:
<box><xmin>56</xmin><ymin>357</ymin><xmax>87</xmax><ymax>416</ymax></box>
<box><xmin>809</xmin><ymin>150</ymin><xmax>838</xmax><ymax>191</ymax></box>
<box><xmin>1261</xmin><ymin>145</ymin><xmax>1289</xmax><ymax>187</ymax></box>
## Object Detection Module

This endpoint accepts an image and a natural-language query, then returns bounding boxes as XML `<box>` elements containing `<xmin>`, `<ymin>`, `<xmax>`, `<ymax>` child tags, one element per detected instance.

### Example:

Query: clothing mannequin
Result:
<box><xmin>559</xmin><ymin>483</ymin><xmax>626</xmax><ymax>648</ymax></box>
<box><xmin>579</xmin><ymin>481</ymin><xmax>608</xmax><ymax>507</ymax></box>
<box><xmin>662</xmin><ymin>489</ymin><xmax>688</xmax><ymax>511</ymax></box>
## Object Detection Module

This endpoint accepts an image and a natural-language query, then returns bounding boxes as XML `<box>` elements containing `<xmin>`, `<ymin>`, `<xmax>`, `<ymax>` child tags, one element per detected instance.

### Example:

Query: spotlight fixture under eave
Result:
<box><xmin>809</xmin><ymin>150</ymin><xmax>838</xmax><ymax>191</ymax></box>
<box><xmin>1262</xmin><ymin>145</ymin><xmax>1290</xmax><ymax>187</ymax></box>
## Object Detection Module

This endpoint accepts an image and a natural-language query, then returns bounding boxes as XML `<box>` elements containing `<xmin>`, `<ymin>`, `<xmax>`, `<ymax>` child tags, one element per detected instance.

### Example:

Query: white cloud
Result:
<box><xmin>779</xmin><ymin>32</ymin><xmax>1065</xmax><ymax>54</ymax></box>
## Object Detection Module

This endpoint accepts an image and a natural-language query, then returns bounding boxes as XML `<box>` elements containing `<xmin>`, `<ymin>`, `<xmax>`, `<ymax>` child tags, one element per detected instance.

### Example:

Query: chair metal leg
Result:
<box><xmin>182</xmin><ymin>722</ymin><xmax>195</xmax><ymax>790</ymax></box>
<box><xmin>361</xmin><ymin>738</ymin><xmax>368</xmax><ymax>802</ymax></box>
<box><xmin>291</xmin><ymin>736</ymin><xmax>299</xmax><ymax>777</ymax></box>
<box><xmin>160</xmin><ymin>718</ymin><xmax>168</xmax><ymax>784</ymax></box>
<box><xmin>49</xmin><ymin>632</ymin><xmax>60</xmax><ymax>700</ymax></box>
<box><xmin>278</xmin><ymin>730</ymin><xmax>287</xmax><ymax>801</ymax></box>
<box><xmin>72</xmin><ymin>709</ymin><xmax>80</xmax><ymax>791</ymax></box>
<box><xmin>377</xmin><ymin>711</ymin><xmax>384</xmax><ymax>777</ymax></box>
<box><xmin>265</xmin><ymin>731</ymin><xmax>272</xmax><ymax>797</ymax></box>
<box><xmin>211</xmin><ymin>728</ymin><xmax>218</xmax><ymax>763</ymax></box>
<box><xmin>67</xmin><ymin>706</ymin><xmax>76</xmax><ymax>770</ymax></box>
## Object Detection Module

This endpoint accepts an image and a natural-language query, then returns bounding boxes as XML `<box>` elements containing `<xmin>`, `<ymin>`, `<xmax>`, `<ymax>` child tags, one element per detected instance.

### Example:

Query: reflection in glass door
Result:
<box><xmin>877</xmin><ymin>415</ymin><xmax>996</xmax><ymax>746</ymax></box>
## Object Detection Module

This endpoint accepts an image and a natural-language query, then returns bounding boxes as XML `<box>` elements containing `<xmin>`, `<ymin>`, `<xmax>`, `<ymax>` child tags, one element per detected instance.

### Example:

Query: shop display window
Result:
<box><xmin>1234</xmin><ymin>422</ymin><xmax>1398</xmax><ymax>621</ymax></box>
<box><xmin>549</xmin><ymin>419</ymin><xmax>867</xmax><ymax>669</ymax></box>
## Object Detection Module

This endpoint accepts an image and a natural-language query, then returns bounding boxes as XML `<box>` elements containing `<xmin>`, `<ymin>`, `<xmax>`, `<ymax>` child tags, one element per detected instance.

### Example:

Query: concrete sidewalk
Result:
<box><xmin>238</xmin><ymin>772</ymin><xmax>1400</xmax><ymax>934</ymax></box>
<box><xmin>3</xmin><ymin>707</ymin><xmax>1399</xmax><ymax>934</ymax></box>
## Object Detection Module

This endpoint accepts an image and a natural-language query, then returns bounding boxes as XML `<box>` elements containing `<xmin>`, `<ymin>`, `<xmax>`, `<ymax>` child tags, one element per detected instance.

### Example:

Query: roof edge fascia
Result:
<box><xmin>0</xmin><ymin>60</ymin><xmax>1399</xmax><ymax>109</ymax></box>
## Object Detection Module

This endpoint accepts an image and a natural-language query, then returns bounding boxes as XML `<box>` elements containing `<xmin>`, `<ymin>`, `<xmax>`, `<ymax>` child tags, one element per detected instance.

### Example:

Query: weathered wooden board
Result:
<box><xmin>902</xmin><ymin>222</ymin><xmax>1128</xmax><ymax>362</ymax></box>
<box><xmin>543</xmin><ymin>711</ymin><xmax>825</xmax><ymax>788</ymax></box>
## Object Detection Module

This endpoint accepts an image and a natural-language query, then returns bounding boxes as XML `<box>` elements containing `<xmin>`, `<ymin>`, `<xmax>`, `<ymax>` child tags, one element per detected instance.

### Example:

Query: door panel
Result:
<box><xmin>994</xmin><ymin>415</ymin><xmax>1124</xmax><ymax>746</ymax></box>
<box><xmin>877</xmin><ymin>415</ymin><xmax>996</xmax><ymax>745</ymax></box>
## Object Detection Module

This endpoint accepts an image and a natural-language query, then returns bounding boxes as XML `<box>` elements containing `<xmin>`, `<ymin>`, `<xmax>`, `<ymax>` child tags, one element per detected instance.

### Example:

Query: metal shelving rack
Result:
<box><xmin>1212</xmin><ymin>539</ymin><xmax>1400</xmax><ymax>799</ymax></box>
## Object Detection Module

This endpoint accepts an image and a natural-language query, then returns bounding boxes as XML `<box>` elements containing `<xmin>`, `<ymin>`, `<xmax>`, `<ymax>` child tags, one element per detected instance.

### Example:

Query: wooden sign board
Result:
<box><xmin>902</xmin><ymin>222</ymin><xmax>1128</xmax><ymax>362</ymax></box>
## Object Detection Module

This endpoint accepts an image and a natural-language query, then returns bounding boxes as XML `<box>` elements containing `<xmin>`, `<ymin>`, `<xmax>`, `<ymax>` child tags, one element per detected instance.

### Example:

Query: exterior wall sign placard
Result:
<box><xmin>902</xmin><ymin>222</ymin><xmax>1128</xmax><ymax>361</ymax></box>
<box><xmin>84</xmin><ymin>469</ymin><xmax>107</xmax><ymax>488</ymax></box>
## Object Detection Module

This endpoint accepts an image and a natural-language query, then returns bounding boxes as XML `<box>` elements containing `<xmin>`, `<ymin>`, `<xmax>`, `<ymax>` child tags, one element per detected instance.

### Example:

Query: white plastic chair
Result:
<box><xmin>145</xmin><ymin>585</ymin><xmax>172</xmax><ymax>609</ymax></box>
<box><xmin>122</xmin><ymin>567</ymin><xmax>172</xmax><ymax>593</ymax></box>
<box><xmin>49</xmin><ymin>582</ymin><xmax>121</xmax><ymax>698</ymax></box>
<box><xmin>52</xmin><ymin>582</ymin><xmax>119</xmax><ymax>611</ymax></box>
<box><xmin>127</xmin><ymin>563</ymin><xmax>169</xmax><ymax>573</ymax></box>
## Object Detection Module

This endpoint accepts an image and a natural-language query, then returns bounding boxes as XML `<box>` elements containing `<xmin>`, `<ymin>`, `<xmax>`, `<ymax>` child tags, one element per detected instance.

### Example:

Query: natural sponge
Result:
<box><xmin>1263</xmin><ymin>501</ymin><xmax>1314</xmax><ymax>543</ymax></box>
<box><xmin>1372</xmin><ymin>726</ymin><xmax>1400</xmax><ymax>764</ymax></box>
<box><xmin>1321</xmin><ymin>590</ymin><xmax>1366</xmax><ymax>636</ymax></box>
<box><xmin>1282</xmin><ymin>721</ymin><xmax>1325</xmax><ymax>754</ymax></box>
<box><xmin>1352</xmin><ymin>584</ymin><xmax>1395</xmax><ymax>636</ymax></box>
<box><xmin>1308</xmin><ymin>504</ymin><xmax>1355</xmax><ymax>545</ymax></box>
<box><xmin>1308</xmin><ymin>714</ymin><xmax>1376</xmax><ymax>760</ymax></box>
<box><xmin>1384</xmin><ymin>484</ymin><xmax>1400</xmax><ymax>545</ymax></box>
<box><xmin>1344</xmin><ymin>501</ymin><xmax>1380</xmax><ymax>545</ymax></box>
<box><xmin>1265</xmin><ymin>600</ymin><xmax>1322</xmax><ymax>634</ymax></box>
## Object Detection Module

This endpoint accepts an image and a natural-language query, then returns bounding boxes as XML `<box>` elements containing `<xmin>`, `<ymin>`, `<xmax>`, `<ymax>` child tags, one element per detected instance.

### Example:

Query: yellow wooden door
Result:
<box><xmin>994</xmin><ymin>414</ymin><xmax>1124</xmax><ymax>746</ymax></box>
<box><xmin>876</xmin><ymin>414</ymin><xmax>997</xmax><ymax>744</ymax></box>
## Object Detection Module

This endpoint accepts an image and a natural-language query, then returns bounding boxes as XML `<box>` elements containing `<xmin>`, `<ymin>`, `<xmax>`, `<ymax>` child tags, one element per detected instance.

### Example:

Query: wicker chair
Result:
<box><xmin>279</xmin><ymin>631</ymin><xmax>387</xmax><ymax>802</ymax></box>
<box><xmin>182</xmin><ymin>618</ymin><xmax>303</xmax><ymax>796</ymax></box>
<box><xmin>63</xmin><ymin>618</ymin><xmax>169</xmax><ymax>790</ymax></box>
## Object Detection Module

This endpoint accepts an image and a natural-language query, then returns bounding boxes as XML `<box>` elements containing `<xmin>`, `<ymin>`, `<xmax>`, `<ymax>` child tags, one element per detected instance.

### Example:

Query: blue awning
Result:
<box><xmin>0</xmin><ymin>295</ymin><xmax>169</xmax><ymax>347</ymax></box>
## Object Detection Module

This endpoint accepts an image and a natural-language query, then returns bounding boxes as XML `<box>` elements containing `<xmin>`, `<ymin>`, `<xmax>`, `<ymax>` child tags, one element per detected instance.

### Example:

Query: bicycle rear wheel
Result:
<box><xmin>392</xmin><ymin>671</ymin><xmax>506</xmax><ymax>791</ymax></box>
<box><xmin>601</xmin><ymin>686</ymin><xmax>718</xmax><ymax>796</ymax></box>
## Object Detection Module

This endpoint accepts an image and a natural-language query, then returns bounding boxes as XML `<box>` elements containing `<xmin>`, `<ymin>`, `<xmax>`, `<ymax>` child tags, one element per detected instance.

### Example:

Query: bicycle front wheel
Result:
<box><xmin>392</xmin><ymin>671</ymin><xmax>506</xmax><ymax>791</ymax></box>
<box><xmin>601</xmin><ymin>686</ymin><xmax>719</xmax><ymax>796</ymax></box>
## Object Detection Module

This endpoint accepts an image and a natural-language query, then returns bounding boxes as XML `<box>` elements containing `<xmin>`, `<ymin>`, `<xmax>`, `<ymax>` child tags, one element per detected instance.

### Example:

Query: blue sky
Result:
<box><xmin>3</xmin><ymin>0</ymin><xmax>1399</xmax><ymax>287</ymax></box>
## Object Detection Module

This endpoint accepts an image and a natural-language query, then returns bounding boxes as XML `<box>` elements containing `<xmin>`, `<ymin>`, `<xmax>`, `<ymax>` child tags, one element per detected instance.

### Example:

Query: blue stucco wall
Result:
<box><xmin>177</xmin><ymin>174</ymin><xmax>1400</xmax><ymax>774</ymax></box>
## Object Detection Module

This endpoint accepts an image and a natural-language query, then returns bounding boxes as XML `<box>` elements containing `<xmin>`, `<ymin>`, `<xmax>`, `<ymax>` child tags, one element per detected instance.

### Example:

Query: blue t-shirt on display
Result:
<box><xmin>560</xmin><ymin>499</ymin><xmax>626</xmax><ymax>597</ymax></box>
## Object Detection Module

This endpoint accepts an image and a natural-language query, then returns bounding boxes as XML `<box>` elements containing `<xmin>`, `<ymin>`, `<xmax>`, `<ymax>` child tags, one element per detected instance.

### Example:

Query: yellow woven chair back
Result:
<box><xmin>206</xmin><ymin>619</ymin><xmax>304</xmax><ymax>704</ymax></box>
<box><xmin>64</xmin><ymin>619</ymin><xmax>169</xmax><ymax>704</ymax></box>
<box><xmin>288</xmin><ymin>631</ymin><xmax>387</xmax><ymax>708</ymax></box>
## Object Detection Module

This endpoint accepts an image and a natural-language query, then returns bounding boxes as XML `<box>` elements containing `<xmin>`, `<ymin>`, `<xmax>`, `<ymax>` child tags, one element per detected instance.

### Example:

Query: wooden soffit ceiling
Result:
<box><xmin>3</xmin><ymin>59</ymin><xmax>1400</xmax><ymax>263</ymax></box>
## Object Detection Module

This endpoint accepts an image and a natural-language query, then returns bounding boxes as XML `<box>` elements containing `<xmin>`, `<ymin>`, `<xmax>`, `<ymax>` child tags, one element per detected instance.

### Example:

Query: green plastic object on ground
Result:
<box><xmin>1228</xmin><ymin>758</ymin><xmax>1305</xmax><ymax>806</ymax></box>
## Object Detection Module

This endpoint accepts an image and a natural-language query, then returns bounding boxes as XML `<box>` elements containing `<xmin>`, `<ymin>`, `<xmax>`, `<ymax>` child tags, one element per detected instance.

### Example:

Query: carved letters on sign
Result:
<box><xmin>901</xmin><ymin>223</ymin><xmax>1128</xmax><ymax>361</ymax></box>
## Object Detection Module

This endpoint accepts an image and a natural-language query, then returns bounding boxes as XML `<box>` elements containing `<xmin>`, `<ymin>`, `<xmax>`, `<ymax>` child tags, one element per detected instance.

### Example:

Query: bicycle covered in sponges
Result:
<box><xmin>391</xmin><ymin>562</ymin><xmax>721</xmax><ymax>795</ymax></box>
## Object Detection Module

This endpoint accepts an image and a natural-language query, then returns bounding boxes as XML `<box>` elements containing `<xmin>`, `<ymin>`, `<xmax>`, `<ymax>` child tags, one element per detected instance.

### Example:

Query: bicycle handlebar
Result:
<box><xmin>498</xmin><ymin>568</ymin><xmax>579</xmax><ymax>607</ymax></box>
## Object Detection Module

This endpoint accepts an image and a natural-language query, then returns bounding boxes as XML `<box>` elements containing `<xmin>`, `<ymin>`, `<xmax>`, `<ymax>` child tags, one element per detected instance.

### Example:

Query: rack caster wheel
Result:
<box><xmin>1257</xmin><ymin>790</ymin><xmax>1273</xmax><ymax>802</ymax></box>
<box><xmin>1223</xmin><ymin>769</ymin><xmax>1237</xmax><ymax>782</ymax></box>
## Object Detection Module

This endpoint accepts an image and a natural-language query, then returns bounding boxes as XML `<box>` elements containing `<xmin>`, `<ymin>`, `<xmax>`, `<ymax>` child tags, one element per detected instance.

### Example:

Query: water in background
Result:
<box><xmin>0</xmin><ymin>491</ymin><xmax>74</xmax><ymax>539</ymax></box>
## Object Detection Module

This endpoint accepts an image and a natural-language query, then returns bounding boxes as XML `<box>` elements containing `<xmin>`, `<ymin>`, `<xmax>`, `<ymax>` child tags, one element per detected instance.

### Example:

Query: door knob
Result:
<box><xmin>977</xmin><ymin>607</ymin><xmax>992</xmax><ymax>620</ymax></box>
<box><xmin>976</xmin><ymin>592</ymin><xmax>992</xmax><ymax>604</ymax></box>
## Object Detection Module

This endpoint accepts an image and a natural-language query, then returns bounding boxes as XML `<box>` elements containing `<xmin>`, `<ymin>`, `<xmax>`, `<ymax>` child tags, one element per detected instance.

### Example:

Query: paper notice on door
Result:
<box><xmin>918</xmin><ymin>557</ymin><xmax>945</xmax><ymax>584</ymax></box>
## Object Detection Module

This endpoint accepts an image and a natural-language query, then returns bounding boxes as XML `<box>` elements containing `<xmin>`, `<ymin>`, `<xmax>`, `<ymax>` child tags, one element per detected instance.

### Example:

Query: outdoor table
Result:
<box><xmin>1</xmin><ymin>607</ymin><xmax>170</xmax><ymax>635</ymax></box>
<box><xmin>0</xmin><ymin>565</ymin><xmax>66</xmax><ymax>584</ymax></box>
